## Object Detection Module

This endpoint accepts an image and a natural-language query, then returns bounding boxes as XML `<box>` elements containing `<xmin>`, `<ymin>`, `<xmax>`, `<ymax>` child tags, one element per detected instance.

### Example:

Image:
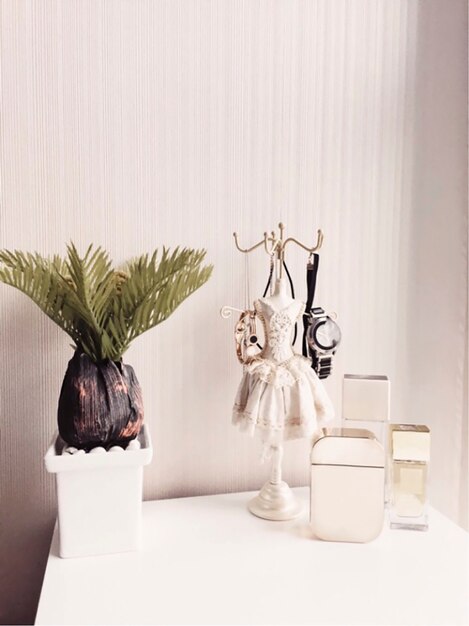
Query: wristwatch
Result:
<box><xmin>306</xmin><ymin>307</ymin><xmax>341</xmax><ymax>379</ymax></box>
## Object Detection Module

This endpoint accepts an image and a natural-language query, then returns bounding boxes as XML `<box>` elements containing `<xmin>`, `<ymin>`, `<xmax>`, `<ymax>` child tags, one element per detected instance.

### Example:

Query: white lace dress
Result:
<box><xmin>232</xmin><ymin>298</ymin><xmax>334</xmax><ymax>444</ymax></box>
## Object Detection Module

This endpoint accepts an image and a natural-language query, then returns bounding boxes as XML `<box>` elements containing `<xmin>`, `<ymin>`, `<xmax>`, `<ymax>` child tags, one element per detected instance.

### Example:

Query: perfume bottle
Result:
<box><xmin>389</xmin><ymin>424</ymin><xmax>430</xmax><ymax>530</ymax></box>
<box><xmin>342</xmin><ymin>374</ymin><xmax>390</xmax><ymax>443</ymax></box>
<box><xmin>342</xmin><ymin>374</ymin><xmax>391</xmax><ymax>501</ymax></box>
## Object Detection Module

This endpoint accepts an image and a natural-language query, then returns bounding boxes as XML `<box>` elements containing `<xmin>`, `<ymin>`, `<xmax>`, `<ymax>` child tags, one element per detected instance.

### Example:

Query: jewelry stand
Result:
<box><xmin>222</xmin><ymin>223</ymin><xmax>323</xmax><ymax>522</ymax></box>
<box><xmin>248</xmin><ymin>444</ymin><xmax>303</xmax><ymax>521</ymax></box>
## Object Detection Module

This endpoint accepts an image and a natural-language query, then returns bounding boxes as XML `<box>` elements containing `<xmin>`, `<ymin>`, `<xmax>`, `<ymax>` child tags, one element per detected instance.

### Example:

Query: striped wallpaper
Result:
<box><xmin>0</xmin><ymin>1</ymin><xmax>466</xmax><ymax>623</ymax></box>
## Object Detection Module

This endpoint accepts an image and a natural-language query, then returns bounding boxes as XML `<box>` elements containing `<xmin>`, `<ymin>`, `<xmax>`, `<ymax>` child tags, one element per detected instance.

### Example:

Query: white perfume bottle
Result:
<box><xmin>389</xmin><ymin>424</ymin><xmax>430</xmax><ymax>530</ymax></box>
<box><xmin>342</xmin><ymin>374</ymin><xmax>391</xmax><ymax>501</ymax></box>
<box><xmin>342</xmin><ymin>374</ymin><xmax>390</xmax><ymax>443</ymax></box>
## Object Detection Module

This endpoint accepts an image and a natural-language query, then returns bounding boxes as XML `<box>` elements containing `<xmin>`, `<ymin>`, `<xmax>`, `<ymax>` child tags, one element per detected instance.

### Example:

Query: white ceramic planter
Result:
<box><xmin>45</xmin><ymin>425</ymin><xmax>152</xmax><ymax>558</ymax></box>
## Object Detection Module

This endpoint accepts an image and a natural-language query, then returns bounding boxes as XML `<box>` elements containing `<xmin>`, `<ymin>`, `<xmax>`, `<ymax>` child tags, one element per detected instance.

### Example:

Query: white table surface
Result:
<box><xmin>35</xmin><ymin>488</ymin><xmax>469</xmax><ymax>626</ymax></box>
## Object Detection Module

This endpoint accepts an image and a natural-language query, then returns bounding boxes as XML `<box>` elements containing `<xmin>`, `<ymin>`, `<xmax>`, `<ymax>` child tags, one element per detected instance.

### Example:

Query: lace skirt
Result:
<box><xmin>232</xmin><ymin>354</ymin><xmax>334</xmax><ymax>445</ymax></box>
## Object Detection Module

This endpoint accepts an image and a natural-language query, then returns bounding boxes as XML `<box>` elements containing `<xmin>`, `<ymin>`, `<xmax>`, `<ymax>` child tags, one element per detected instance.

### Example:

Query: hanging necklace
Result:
<box><xmin>262</xmin><ymin>251</ymin><xmax>276</xmax><ymax>298</ymax></box>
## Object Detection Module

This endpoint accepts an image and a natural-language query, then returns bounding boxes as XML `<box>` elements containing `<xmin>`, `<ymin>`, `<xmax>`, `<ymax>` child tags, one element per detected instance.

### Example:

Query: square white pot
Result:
<box><xmin>45</xmin><ymin>425</ymin><xmax>153</xmax><ymax>558</ymax></box>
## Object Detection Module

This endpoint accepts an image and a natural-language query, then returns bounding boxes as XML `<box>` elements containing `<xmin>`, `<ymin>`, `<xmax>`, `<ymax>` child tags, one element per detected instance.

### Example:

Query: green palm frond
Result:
<box><xmin>0</xmin><ymin>250</ymin><xmax>84</xmax><ymax>345</ymax></box>
<box><xmin>0</xmin><ymin>243</ymin><xmax>213</xmax><ymax>362</ymax></box>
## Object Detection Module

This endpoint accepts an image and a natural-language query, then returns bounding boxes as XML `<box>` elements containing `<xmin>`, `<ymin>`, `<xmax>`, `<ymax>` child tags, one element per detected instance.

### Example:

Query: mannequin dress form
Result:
<box><xmin>232</xmin><ymin>277</ymin><xmax>334</xmax><ymax>520</ymax></box>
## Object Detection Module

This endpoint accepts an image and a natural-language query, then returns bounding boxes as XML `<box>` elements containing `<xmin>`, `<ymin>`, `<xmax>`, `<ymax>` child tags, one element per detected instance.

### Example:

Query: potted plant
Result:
<box><xmin>0</xmin><ymin>243</ymin><xmax>212</xmax><ymax>557</ymax></box>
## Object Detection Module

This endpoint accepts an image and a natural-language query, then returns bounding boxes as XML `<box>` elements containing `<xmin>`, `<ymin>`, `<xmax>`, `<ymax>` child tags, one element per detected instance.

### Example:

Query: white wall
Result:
<box><xmin>0</xmin><ymin>1</ymin><xmax>467</xmax><ymax>623</ymax></box>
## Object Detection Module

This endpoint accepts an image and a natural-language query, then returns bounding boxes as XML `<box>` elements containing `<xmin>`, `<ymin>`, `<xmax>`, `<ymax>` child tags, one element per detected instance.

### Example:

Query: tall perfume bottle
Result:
<box><xmin>342</xmin><ymin>374</ymin><xmax>390</xmax><ymax>444</ymax></box>
<box><xmin>389</xmin><ymin>424</ymin><xmax>430</xmax><ymax>530</ymax></box>
<box><xmin>342</xmin><ymin>374</ymin><xmax>391</xmax><ymax>500</ymax></box>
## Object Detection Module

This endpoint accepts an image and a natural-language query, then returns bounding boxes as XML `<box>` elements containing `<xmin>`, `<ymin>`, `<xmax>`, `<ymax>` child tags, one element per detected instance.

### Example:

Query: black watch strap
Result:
<box><xmin>302</xmin><ymin>253</ymin><xmax>320</xmax><ymax>357</ymax></box>
<box><xmin>312</xmin><ymin>353</ymin><xmax>333</xmax><ymax>379</ymax></box>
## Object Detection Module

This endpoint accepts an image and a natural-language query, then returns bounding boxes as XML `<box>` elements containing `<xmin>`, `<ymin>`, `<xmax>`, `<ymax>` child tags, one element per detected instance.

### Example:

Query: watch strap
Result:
<box><xmin>302</xmin><ymin>253</ymin><xmax>320</xmax><ymax>357</ymax></box>
<box><xmin>305</xmin><ymin>254</ymin><xmax>320</xmax><ymax>311</ymax></box>
<box><xmin>312</xmin><ymin>353</ymin><xmax>333</xmax><ymax>379</ymax></box>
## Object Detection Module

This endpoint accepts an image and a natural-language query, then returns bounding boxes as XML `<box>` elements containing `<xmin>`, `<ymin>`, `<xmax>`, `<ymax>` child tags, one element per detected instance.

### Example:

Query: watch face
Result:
<box><xmin>309</xmin><ymin>319</ymin><xmax>341</xmax><ymax>351</ymax></box>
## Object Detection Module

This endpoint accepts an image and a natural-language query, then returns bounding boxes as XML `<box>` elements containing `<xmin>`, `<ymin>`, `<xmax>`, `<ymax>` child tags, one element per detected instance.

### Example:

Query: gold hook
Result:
<box><xmin>220</xmin><ymin>305</ymin><xmax>246</xmax><ymax>319</ymax></box>
<box><xmin>278</xmin><ymin>222</ymin><xmax>285</xmax><ymax>243</ymax></box>
<box><xmin>283</xmin><ymin>229</ymin><xmax>324</xmax><ymax>253</ymax></box>
<box><xmin>264</xmin><ymin>231</ymin><xmax>280</xmax><ymax>256</ymax></box>
<box><xmin>233</xmin><ymin>231</ymin><xmax>267</xmax><ymax>254</ymax></box>
<box><xmin>233</xmin><ymin>224</ymin><xmax>324</xmax><ymax>263</ymax></box>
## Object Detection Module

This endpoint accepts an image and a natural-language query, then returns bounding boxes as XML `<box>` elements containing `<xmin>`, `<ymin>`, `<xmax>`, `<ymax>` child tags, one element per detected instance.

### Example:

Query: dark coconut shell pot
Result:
<box><xmin>58</xmin><ymin>350</ymin><xmax>144</xmax><ymax>450</ymax></box>
<box><xmin>0</xmin><ymin>243</ymin><xmax>213</xmax><ymax>451</ymax></box>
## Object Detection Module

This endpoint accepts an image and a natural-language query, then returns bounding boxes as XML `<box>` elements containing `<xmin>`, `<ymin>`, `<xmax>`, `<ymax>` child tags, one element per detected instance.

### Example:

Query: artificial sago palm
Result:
<box><xmin>0</xmin><ymin>243</ymin><xmax>213</xmax><ymax>449</ymax></box>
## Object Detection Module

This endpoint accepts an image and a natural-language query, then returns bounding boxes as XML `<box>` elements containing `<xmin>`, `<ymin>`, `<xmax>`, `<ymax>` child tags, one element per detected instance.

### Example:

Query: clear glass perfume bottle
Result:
<box><xmin>389</xmin><ymin>424</ymin><xmax>430</xmax><ymax>530</ymax></box>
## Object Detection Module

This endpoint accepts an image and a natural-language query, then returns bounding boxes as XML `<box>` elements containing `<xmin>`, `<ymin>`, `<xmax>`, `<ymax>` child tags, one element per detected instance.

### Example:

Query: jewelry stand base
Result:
<box><xmin>248</xmin><ymin>480</ymin><xmax>304</xmax><ymax>521</ymax></box>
